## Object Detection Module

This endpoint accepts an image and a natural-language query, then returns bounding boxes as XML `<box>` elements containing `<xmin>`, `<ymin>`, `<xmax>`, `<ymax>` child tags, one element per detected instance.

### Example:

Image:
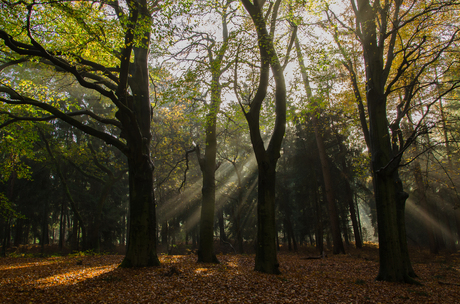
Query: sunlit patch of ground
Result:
<box><xmin>0</xmin><ymin>247</ymin><xmax>459</xmax><ymax>303</ymax></box>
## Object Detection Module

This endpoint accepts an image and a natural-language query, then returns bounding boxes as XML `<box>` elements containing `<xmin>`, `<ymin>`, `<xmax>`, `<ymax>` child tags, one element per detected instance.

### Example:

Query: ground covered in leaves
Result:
<box><xmin>1</xmin><ymin>246</ymin><xmax>459</xmax><ymax>303</ymax></box>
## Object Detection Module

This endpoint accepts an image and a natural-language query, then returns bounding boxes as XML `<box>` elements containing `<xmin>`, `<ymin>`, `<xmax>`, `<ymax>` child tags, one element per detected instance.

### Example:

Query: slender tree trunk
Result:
<box><xmin>161</xmin><ymin>221</ymin><xmax>168</xmax><ymax>245</ymax></box>
<box><xmin>71</xmin><ymin>216</ymin><xmax>79</xmax><ymax>251</ymax></box>
<box><xmin>59</xmin><ymin>196</ymin><xmax>65</xmax><ymax>251</ymax></box>
<box><xmin>314</xmin><ymin>175</ymin><xmax>323</xmax><ymax>254</ymax></box>
<box><xmin>196</xmin><ymin>4</ymin><xmax>232</xmax><ymax>263</ymax></box>
<box><xmin>346</xmin><ymin>181</ymin><xmax>362</xmax><ymax>248</ymax></box>
<box><xmin>218</xmin><ymin>209</ymin><xmax>227</xmax><ymax>244</ymax></box>
<box><xmin>1</xmin><ymin>218</ymin><xmax>10</xmax><ymax>257</ymax></box>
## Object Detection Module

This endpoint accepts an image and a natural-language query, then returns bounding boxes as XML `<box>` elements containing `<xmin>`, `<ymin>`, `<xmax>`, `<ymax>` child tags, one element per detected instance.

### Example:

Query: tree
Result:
<box><xmin>328</xmin><ymin>0</ymin><xmax>460</xmax><ymax>282</ymax></box>
<box><xmin>0</xmin><ymin>0</ymin><xmax>173</xmax><ymax>266</ymax></box>
<box><xmin>192</xmin><ymin>0</ymin><xmax>236</xmax><ymax>263</ymax></box>
<box><xmin>235</xmin><ymin>0</ymin><xmax>288</xmax><ymax>274</ymax></box>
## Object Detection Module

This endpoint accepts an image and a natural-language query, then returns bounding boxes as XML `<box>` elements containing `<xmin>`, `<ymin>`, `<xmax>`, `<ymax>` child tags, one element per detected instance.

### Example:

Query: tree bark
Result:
<box><xmin>120</xmin><ymin>154</ymin><xmax>159</xmax><ymax>267</ymax></box>
<box><xmin>254</xmin><ymin>161</ymin><xmax>280</xmax><ymax>273</ymax></box>
<box><xmin>196</xmin><ymin>5</ymin><xmax>231</xmax><ymax>263</ymax></box>
<box><xmin>120</xmin><ymin>38</ymin><xmax>160</xmax><ymax>266</ymax></box>
<box><xmin>240</xmin><ymin>0</ymin><xmax>286</xmax><ymax>275</ymax></box>
<box><xmin>353</xmin><ymin>0</ymin><xmax>416</xmax><ymax>283</ymax></box>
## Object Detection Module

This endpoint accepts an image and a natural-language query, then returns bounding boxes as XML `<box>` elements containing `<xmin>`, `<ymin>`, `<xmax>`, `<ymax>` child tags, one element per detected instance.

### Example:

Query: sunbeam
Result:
<box><xmin>406</xmin><ymin>198</ymin><xmax>457</xmax><ymax>245</ymax></box>
<box><xmin>156</xmin><ymin>152</ymin><xmax>260</xmax><ymax>237</ymax></box>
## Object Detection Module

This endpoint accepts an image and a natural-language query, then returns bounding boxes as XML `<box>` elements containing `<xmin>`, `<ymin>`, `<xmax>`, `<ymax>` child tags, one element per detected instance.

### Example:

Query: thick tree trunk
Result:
<box><xmin>254</xmin><ymin>162</ymin><xmax>280</xmax><ymax>274</ymax></box>
<box><xmin>355</xmin><ymin>0</ymin><xmax>416</xmax><ymax>283</ymax></box>
<box><xmin>120</xmin><ymin>36</ymin><xmax>159</xmax><ymax>267</ymax></box>
<box><xmin>241</xmin><ymin>0</ymin><xmax>286</xmax><ymax>274</ymax></box>
<box><xmin>120</xmin><ymin>156</ymin><xmax>159</xmax><ymax>267</ymax></box>
<box><xmin>370</xmin><ymin>116</ymin><xmax>415</xmax><ymax>282</ymax></box>
<box><xmin>198</xmin><ymin>141</ymin><xmax>219</xmax><ymax>263</ymax></box>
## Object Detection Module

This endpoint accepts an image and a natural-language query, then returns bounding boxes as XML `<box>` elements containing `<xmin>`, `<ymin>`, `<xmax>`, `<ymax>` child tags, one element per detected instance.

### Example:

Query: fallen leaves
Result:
<box><xmin>0</xmin><ymin>248</ymin><xmax>459</xmax><ymax>303</ymax></box>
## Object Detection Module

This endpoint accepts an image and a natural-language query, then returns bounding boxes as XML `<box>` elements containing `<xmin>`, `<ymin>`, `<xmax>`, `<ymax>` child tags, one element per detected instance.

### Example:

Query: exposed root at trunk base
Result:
<box><xmin>119</xmin><ymin>256</ymin><xmax>161</xmax><ymax>268</ymax></box>
<box><xmin>197</xmin><ymin>251</ymin><xmax>220</xmax><ymax>264</ymax></box>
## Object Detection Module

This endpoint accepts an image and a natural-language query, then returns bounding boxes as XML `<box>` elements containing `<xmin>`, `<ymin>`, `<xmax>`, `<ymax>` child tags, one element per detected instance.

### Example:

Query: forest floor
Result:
<box><xmin>0</xmin><ymin>244</ymin><xmax>459</xmax><ymax>303</ymax></box>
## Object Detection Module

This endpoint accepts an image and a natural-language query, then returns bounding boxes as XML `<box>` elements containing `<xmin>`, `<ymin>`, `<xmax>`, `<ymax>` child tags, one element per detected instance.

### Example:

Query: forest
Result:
<box><xmin>1</xmin><ymin>0</ymin><xmax>460</xmax><ymax>296</ymax></box>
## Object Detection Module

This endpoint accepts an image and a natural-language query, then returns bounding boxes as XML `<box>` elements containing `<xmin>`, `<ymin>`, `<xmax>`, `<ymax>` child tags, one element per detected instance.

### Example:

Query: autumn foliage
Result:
<box><xmin>1</xmin><ymin>245</ymin><xmax>459</xmax><ymax>303</ymax></box>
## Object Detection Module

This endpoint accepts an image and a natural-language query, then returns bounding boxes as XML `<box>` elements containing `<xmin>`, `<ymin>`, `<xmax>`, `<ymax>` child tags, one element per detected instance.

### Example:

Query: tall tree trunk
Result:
<box><xmin>354</xmin><ymin>0</ymin><xmax>416</xmax><ymax>283</ymax></box>
<box><xmin>218</xmin><ymin>209</ymin><xmax>227</xmax><ymax>244</ymax></box>
<box><xmin>346</xmin><ymin>180</ymin><xmax>362</xmax><ymax>248</ymax></box>
<box><xmin>313</xmin><ymin>173</ymin><xmax>324</xmax><ymax>254</ymax></box>
<box><xmin>195</xmin><ymin>6</ymin><xmax>231</xmax><ymax>262</ymax></box>
<box><xmin>197</xmin><ymin>139</ymin><xmax>219</xmax><ymax>263</ymax></box>
<box><xmin>369</xmin><ymin>101</ymin><xmax>415</xmax><ymax>282</ymax></box>
<box><xmin>119</xmin><ymin>20</ymin><xmax>159</xmax><ymax>265</ymax></box>
<box><xmin>239</xmin><ymin>0</ymin><xmax>287</xmax><ymax>274</ymax></box>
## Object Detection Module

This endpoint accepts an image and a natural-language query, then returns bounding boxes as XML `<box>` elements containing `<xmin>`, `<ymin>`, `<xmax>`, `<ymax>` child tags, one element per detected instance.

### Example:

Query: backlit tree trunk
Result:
<box><xmin>353</xmin><ymin>0</ymin><xmax>416</xmax><ymax>283</ymax></box>
<box><xmin>240</xmin><ymin>0</ymin><xmax>287</xmax><ymax>274</ymax></box>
